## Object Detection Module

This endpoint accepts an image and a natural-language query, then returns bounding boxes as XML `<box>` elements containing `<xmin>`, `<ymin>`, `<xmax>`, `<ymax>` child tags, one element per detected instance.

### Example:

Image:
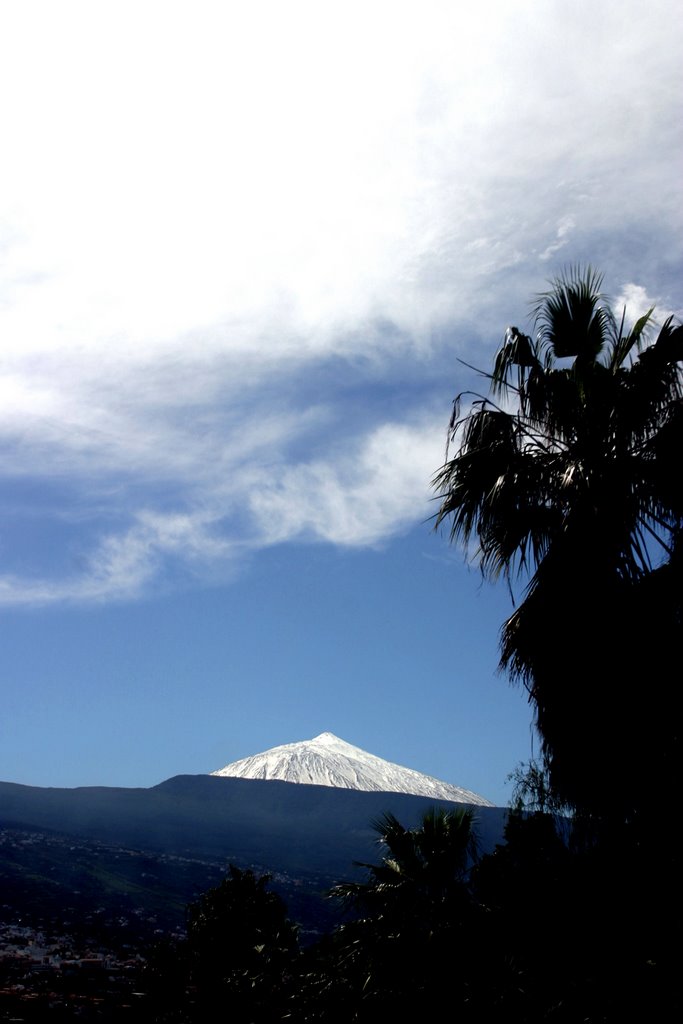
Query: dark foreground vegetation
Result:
<box><xmin>142</xmin><ymin>799</ymin><xmax>678</xmax><ymax>1021</ymax></box>
<box><xmin>3</xmin><ymin>796</ymin><xmax>679</xmax><ymax>1021</ymax></box>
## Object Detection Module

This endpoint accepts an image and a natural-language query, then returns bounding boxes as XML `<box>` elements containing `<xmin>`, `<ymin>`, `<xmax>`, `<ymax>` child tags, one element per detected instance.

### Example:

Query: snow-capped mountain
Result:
<box><xmin>211</xmin><ymin>732</ymin><xmax>493</xmax><ymax>806</ymax></box>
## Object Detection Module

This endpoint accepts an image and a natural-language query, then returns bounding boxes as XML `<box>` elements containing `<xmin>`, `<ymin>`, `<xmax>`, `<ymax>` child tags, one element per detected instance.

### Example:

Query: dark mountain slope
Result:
<box><xmin>0</xmin><ymin>774</ymin><xmax>507</xmax><ymax>877</ymax></box>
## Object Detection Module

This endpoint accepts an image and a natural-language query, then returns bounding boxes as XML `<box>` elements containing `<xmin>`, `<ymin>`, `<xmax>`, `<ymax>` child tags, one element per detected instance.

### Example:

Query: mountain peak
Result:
<box><xmin>211</xmin><ymin>733</ymin><xmax>492</xmax><ymax>806</ymax></box>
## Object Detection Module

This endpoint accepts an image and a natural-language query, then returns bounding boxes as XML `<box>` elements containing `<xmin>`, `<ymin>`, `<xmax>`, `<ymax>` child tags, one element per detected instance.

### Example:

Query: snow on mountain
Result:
<box><xmin>211</xmin><ymin>732</ymin><xmax>493</xmax><ymax>806</ymax></box>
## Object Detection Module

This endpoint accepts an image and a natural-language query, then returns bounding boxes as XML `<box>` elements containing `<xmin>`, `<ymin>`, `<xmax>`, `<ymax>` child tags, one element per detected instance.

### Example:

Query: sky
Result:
<box><xmin>0</xmin><ymin>1</ymin><xmax>681</xmax><ymax>806</ymax></box>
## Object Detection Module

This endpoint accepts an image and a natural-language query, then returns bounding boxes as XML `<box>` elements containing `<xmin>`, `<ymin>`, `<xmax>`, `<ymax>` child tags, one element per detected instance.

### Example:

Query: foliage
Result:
<box><xmin>333</xmin><ymin>806</ymin><xmax>477</xmax><ymax>923</ymax></box>
<box><xmin>145</xmin><ymin>864</ymin><xmax>299</xmax><ymax>1022</ymax></box>
<box><xmin>313</xmin><ymin>807</ymin><xmax>482</xmax><ymax>1018</ymax></box>
<box><xmin>433</xmin><ymin>267</ymin><xmax>682</xmax><ymax>819</ymax></box>
<box><xmin>142</xmin><ymin>813</ymin><xmax>680</xmax><ymax>1022</ymax></box>
<box><xmin>506</xmin><ymin>758</ymin><xmax>570</xmax><ymax>818</ymax></box>
<box><xmin>187</xmin><ymin>865</ymin><xmax>299</xmax><ymax>1021</ymax></box>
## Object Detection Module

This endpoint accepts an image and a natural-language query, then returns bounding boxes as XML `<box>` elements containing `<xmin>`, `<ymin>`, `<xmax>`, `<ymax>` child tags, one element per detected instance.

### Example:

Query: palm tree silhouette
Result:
<box><xmin>433</xmin><ymin>267</ymin><xmax>682</xmax><ymax>820</ymax></box>
<box><xmin>334</xmin><ymin>806</ymin><xmax>478</xmax><ymax>931</ymax></box>
<box><xmin>325</xmin><ymin>808</ymin><xmax>479</xmax><ymax>1014</ymax></box>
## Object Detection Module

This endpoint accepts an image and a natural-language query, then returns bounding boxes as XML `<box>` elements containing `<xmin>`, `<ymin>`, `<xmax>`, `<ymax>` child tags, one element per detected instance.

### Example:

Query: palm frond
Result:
<box><xmin>532</xmin><ymin>265</ymin><xmax>608</xmax><ymax>361</ymax></box>
<box><xmin>491</xmin><ymin>326</ymin><xmax>541</xmax><ymax>396</ymax></box>
<box><xmin>607</xmin><ymin>307</ymin><xmax>654</xmax><ymax>370</ymax></box>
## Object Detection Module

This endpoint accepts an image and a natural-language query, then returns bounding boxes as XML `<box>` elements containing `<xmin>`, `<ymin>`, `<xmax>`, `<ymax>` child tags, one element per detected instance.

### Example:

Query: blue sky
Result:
<box><xmin>0</xmin><ymin>0</ymin><xmax>681</xmax><ymax>805</ymax></box>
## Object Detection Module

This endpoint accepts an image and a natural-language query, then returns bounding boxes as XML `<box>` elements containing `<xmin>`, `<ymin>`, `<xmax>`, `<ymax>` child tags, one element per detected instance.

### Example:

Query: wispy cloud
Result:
<box><xmin>0</xmin><ymin>510</ymin><xmax>239</xmax><ymax>606</ymax></box>
<box><xmin>0</xmin><ymin>0</ymin><xmax>680</xmax><ymax>605</ymax></box>
<box><xmin>539</xmin><ymin>216</ymin><xmax>576</xmax><ymax>262</ymax></box>
<box><xmin>249</xmin><ymin>418</ymin><xmax>443</xmax><ymax>547</ymax></box>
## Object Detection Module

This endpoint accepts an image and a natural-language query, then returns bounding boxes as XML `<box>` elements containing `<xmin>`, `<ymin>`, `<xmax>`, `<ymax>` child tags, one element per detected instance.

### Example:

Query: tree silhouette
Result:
<box><xmin>317</xmin><ymin>808</ymin><xmax>480</xmax><ymax>1017</ymax></box>
<box><xmin>334</xmin><ymin>806</ymin><xmax>477</xmax><ymax>926</ymax></box>
<box><xmin>185</xmin><ymin>865</ymin><xmax>299</xmax><ymax>1022</ymax></box>
<box><xmin>433</xmin><ymin>267</ymin><xmax>682</xmax><ymax>821</ymax></box>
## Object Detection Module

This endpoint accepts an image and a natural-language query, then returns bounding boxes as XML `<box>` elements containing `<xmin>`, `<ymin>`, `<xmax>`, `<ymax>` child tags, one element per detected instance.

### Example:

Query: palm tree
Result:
<box><xmin>324</xmin><ymin>807</ymin><xmax>479</xmax><ymax>1016</ymax></box>
<box><xmin>334</xmin><ymin>806</ymin><xmax>478</xmax><ymax>927</ymax></box>
<box><xmin>433</xmin><ymin>267</ymin><xmax>682</xmax><ymax>820</ymax></box>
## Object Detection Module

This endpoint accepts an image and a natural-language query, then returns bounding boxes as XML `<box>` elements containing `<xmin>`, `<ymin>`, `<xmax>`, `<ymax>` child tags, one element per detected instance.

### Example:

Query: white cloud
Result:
<box><xmin>0</xmin><ymin>417</ymin><xmax>443</xmax><ymax>604</ymax></box>
<box><xmin>249</xmin><ymin>418</ymin><xmax>443</xmax><ymax>547</ymax></box>
<box><xmin>539</xmin><ymin>216</ymin><xmax>576</xmax><ymax>261</ymax></box>
<box><xmin>0</xmin><ymin>0</ymin><xmax>680</xmax><ymax>605</ymax></box>
<box><xmin>613</xmin><ymin>284</ymin><xmax>658</xmax><ymax>331</ymax></box>
<box><xmin>1</xmin><ymin>1</ymin><xmax>679</xmax><ymax>358</ymax></box>
<box><xmin>0</xmin><ymin>510</ymin><xmax>238</xmax><ymax>606</ymax></box>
